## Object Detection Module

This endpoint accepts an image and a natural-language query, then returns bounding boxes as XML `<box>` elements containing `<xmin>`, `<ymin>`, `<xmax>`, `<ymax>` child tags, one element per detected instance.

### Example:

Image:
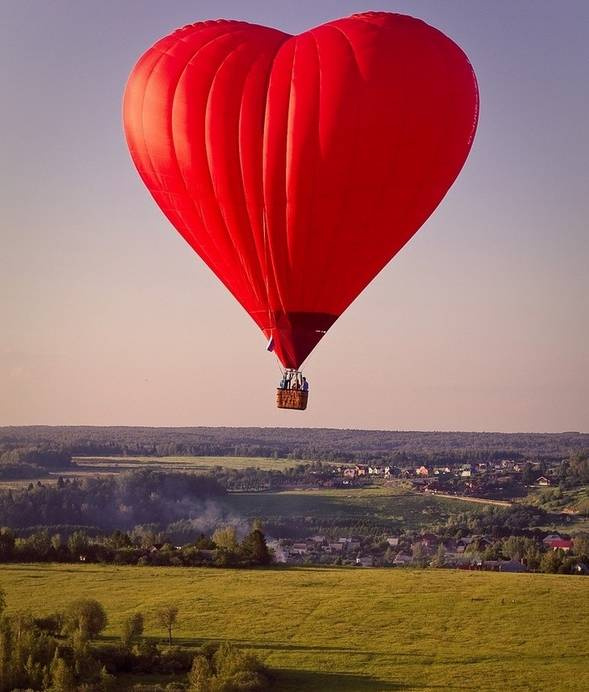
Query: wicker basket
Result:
<box><xmin>276</xmin><ymin>389</ymin><xmax>309</xmax><ymax>410</ymax></box>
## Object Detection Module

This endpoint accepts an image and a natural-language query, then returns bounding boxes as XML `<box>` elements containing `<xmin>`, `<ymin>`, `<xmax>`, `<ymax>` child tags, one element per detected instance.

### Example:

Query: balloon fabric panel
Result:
<box><xmin>123</xmin><ymin>13</ymin><xmax>479</xmax><ymax>369</ymax></box>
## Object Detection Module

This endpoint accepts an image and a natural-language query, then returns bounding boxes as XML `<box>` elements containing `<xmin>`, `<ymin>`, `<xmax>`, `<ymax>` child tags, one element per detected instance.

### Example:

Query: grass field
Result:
<box><xmin>72</xmin><ymin>455</ymin><xmax>315</xmax><ymax>472</ymax></box>
<box><xmin>0</xmin><ymin>455</ymin><xmax>316</xmax><ymax>489</ymax></box>
<box><xmin>2</xmin><ymin>563</ymin><xmax>587</xmax><ymax>691</ymax></box>
<box><xmin>221</xmin><ymin>486</ymin><xmax>479</xmax><ymax>533</ymax></box>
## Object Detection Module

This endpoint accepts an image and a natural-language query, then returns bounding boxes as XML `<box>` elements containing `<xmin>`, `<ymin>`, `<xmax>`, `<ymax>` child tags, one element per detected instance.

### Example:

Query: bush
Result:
<box><xmin>188</xmin><ymin>643</ymin><xmax>271</xmax><ymax>692</ymax></box>
<box><xmin>63</xmin><ymin>598</ymin><xmax>107</xmax><ymax>639</ymax></box>
<box><xmin>34</xmin><ymin>612</ymin><xmax>64</xmax><ymax>635</ymax></box>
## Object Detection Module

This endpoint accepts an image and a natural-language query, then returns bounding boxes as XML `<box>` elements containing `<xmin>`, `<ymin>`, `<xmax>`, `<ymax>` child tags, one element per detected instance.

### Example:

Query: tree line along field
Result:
<box><xmin>1</xmin><ymin>563</ymin><xmax>587</xmax><ymax>691</ymax></box>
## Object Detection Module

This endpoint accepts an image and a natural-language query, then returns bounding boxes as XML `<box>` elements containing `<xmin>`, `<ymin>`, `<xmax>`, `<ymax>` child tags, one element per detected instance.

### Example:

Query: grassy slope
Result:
<box><xmin>2</xmin><ymin>564</ymin><xmax>588</xmax><ymax>691</ymax></box>
<box><xmin>222</xmin><ymin>486</ymin><xmax>479</xmax><ymax>532</ymax></box>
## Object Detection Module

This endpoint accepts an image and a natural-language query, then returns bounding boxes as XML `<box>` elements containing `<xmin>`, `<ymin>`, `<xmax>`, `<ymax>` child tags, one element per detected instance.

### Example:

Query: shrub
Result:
<box><xmin>63</xmin><ymin>598</ymin><xmax>107</xmax><ymax>639</ymax></box>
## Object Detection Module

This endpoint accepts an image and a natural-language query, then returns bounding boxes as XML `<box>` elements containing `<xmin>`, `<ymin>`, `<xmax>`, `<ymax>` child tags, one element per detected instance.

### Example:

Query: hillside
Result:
<box><xmin>2</xmin><ymin>564</ymin><xmax>587</xmax><ymax>691</ymax></box>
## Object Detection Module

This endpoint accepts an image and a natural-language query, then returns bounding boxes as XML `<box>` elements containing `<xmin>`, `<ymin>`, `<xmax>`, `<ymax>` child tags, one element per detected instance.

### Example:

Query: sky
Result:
<box><xmin>1</xmin><ymin>0</ymin><xmax>587</xmax><ymax>432</ymax></box>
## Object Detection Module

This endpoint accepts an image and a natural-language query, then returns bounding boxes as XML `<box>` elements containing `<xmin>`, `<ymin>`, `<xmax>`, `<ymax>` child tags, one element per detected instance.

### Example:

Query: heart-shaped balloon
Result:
<box><xmin>123</xmin><ymin>12</ymin><xmax>478</xmax><ymax>369</ymax></box>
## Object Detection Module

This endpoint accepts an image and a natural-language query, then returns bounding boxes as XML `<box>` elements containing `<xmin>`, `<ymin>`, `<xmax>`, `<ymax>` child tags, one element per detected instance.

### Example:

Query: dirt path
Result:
<box><xmin>428</xmin><ymin>492</ymin><xmax>512</xmax><ymax>507</ymax></box>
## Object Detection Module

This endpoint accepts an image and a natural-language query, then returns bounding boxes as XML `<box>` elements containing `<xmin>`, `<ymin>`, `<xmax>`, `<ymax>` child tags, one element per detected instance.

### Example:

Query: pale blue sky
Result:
<box><xmin>1</xmin><ymin>1</ymin><xmax>587</xmax><ymax>431</ymax></box>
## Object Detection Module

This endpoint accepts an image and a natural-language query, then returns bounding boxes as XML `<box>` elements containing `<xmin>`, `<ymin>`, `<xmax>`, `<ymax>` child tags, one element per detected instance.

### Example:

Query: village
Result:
<box><xmin>332</xmin><ymin>457</ymin><xmax>561</xmax><ymax>499</ymax></box>
<box><xmin>267</xmin><ymin>531</ymin><xmax>583</xmax><ymax>573</ymax></box>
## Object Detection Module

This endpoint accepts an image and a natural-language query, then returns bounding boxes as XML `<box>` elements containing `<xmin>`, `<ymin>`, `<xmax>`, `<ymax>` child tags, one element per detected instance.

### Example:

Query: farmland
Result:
<box><xmin>0</xmin><ymin>455</ymin><xmax>314</xmax><ymax>490</ymax></box>
<box><xmin>1</xmin><ymin>563</ymin><xmax>588</xmax><ymax>691</ymax></box>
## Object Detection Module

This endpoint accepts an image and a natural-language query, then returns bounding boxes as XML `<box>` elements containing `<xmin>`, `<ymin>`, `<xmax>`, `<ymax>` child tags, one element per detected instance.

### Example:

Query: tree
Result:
<box><xmin>430</xmin><ymin>544</ymin><xmax>446</xmax><ymax>568</ymax></box>
<box><xmin>411</xmin><ymin>542</ymin><xmax>428</xmax><ymax>568</ymax></box>
<box><xmin>100</xmin><ymin>665</ymin><xmax>116</xmax><ymax>691</ymax></box>
<box><xmin>523</xmin><ymin>543</ymin><xmax>543</xmax><ymax>571</ymax></box>
<box><xmin>121</xmin><ymin>612</ymin><xmax>144</xmax><ymax>647</ymax></box>
<box><xmin>573</xmin><ymin>533</ymin><xmax>589</xmax><ymax>559</ymax></box>
<box><xmin>540</xmin><ymin>549</ymin><xmax>564</xmax><ymax>574</ymax></box>
<box><xmin>0</xmin><ymin>528</ymin><xmax>15</xmax><ymax>561</ymax></box>
<box><xmin>212</xmin><ymin>526</ymin><xmax>238</xmax><ymax>551</ymax></box>
<box><xmin>63</xmin><ymin>599</ymin><xmax>107</xmax><ymax>640</ymax></box>
<box><xmin>188</xmin><ymin>655</ymin><xmax>211</xmax><ymax>691</ymax></box>
<box><xmin>50</xmin><ymin>653</ymin><xmax>75</xmax><ymax>692</ymax></box>
<box><xmin>240</xmin><ymin>529</ymin><xmax>271</xmax><ymax>565</ymax></box>
<box><xmin>502</xmin><ymin>536</ymin><xmax>536</xmax><ymax>562</ymax></box>
<box><xmin>67</xmin><ymin>531</ymin><xmax>89</xmax><ymax>559</ymax></box>
<box><xmin>156</xmin><ymin>604</ymin><xmax>179</xmax><ymax>646</ymax></box>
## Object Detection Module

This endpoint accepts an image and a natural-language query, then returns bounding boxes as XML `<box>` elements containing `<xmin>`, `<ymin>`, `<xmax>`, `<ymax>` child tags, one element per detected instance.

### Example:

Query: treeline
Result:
<box><xmin>0</xmin><ymin>525</ymin><xmax>272</xmax><ymax>568</ymax></box>
<box><xmin>469</xmin><ymin>534</ymin><xmax>589</xmax><ymax>574</ymax></box>
<box><xmin>0</xmin><ymin>593</ymin><xmax>272</xmax><ymax>691</ymax></box>
<box><xmin>0</xmin><ymin>447</ymin><xmax>73</xmax><ymax>480</ymax></box>
<box><xmin>1</xmin><ymin>426</ymin><xmax>586</xmax><ymax>463</ymax></box>
<box><xmin>439</xmin><ymin>504</ymin><xmax>549</xmax><ymax>539</ymax></box>
<box><xmin>0</xmin><ymin>470</ymin><xmax>225</xmax><ymax>530</ymax></box>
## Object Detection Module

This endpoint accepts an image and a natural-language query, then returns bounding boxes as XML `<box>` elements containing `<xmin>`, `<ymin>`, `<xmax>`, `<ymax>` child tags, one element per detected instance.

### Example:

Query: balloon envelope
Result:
<box><xmin>123</xmin><ymin>12</ymin><xmax>479</xmax><ymax>369</ymax></box>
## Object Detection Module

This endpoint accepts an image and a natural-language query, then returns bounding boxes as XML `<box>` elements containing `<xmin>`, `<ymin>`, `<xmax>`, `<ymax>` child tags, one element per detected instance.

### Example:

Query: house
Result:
<box><xmin>544</xmin><ymin>538</ymin><xmax>573</xmax><ymax>552</ymax></box>
<box><xmin>291</xmin><ymin>543</ymin><xmax>309</xmax><ymax>555</ymax></box>
<box><xmin>499</xmin><ymin>560</ymin><xmax>528</xmax><ymax>573</ymax></box>
<box><xmin>433</xmin><ymin>466</ymin><xmax>451</xmax><ymax>475</ymax></box>
<box><xmin>420</xmin><ymin>533</ymin><xmax>439</xmax><ymax>549</ymax></box>
<box><xmin>416</xmin><ymin>466</ymin><xmax>429</xmax><ymax>476</ymax></box>
<box><xmin>481</xmin><ymin>559</ymin><xmax>527</xmax><ymax>573</ymax></box>
<box><xmin>343</xmin><ymin>467</ymin><xmax>356</xmax><ymax>479</ymax></box>
<box><xmin>355</xmin><ymin>465</ymin><xmax>368</xmax><ymax>476</ymax></box>
<box><xmin>386</xmin><ymin>537</ymin><xmax>400</xmax><ymax>547</ymax></box>
<box><xmin>536</xmin><ymin>476</ymin><xmax>551</xmax><ymax>486</ymax></box>
<box><xmin>355</xmin><ymin>556</ymin><xmax>373</xmax><ymax>567</ymax></box>
<box><xmin>393</xmin><ymin>552</ymin><xmax>413</xmax><ymax>566</ymax></box>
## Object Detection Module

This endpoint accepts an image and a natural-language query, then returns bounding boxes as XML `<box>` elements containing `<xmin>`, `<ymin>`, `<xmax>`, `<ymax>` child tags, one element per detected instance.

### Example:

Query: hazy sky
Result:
<box><xmin>1</xmin><ymin>0</ymin><xmax>587</xmax><ymax>432</ymax></box>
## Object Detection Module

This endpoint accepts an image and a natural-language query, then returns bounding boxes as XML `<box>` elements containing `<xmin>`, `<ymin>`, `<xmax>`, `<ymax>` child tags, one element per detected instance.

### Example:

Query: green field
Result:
<box><xmin>72</xmin><ymin>455</ymin><xmax>315</xmax><ymax>472</ymax></box>
<box><xmin>221</xmin><ymin>486</ymin><xmax>479</xmax><ymax>533</ymax></box>
<box><xmin>2</xmin><ymin>563</ymin><xmax>587</xmax><ymax>691</ymax></box>
<box><xmin>0</xmin><ymin>455</ymin><xmax>316</xmax><ymax>489</ymax></box>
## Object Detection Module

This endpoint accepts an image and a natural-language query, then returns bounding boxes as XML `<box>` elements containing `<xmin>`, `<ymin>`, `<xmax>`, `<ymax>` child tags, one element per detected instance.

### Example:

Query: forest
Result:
<box><xmin>1</xmin><ymin>426</ymin><xmax>587</xmax><ymax>463</ymax></box>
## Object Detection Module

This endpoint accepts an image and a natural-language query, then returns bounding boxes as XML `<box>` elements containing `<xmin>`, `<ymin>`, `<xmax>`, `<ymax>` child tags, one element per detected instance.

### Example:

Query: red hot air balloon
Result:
<box><xmin>123</xmin><ymin>12</ymin><xmax>478</xmax><ymax>409</ymax></box>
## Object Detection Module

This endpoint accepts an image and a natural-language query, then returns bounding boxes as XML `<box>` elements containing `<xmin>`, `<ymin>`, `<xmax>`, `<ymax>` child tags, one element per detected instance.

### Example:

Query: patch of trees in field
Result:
<box><xmin>210</xmin><ymin>461</ymin><xmax>340</xmax><ymax>491</ymax></box>
<box><xmin>0</xmin><ymin>591</ymin><xmax>272</xmax><ymax>691</ymax></box>
<box><xmin>0</xmin><ymin>524</ymin><xmax>271</xmax><ymax>569</ymax></box>
<box><xmin>1</xmin><ymin>426</ymin><xmax>586</xmax><ymax>463</ymax></box>
<box><xmin>0</xmin><ymin>470</ymin><xmax>225</xmax><ymax>530</ymax></box>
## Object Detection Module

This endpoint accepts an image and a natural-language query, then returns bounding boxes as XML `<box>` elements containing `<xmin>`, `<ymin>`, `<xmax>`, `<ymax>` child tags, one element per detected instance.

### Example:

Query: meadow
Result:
<box><xmin>72</xmin><ymin>455</ymin><xmax>312</xmax><ymax>473</ymax></box>
<box><xmin>2</xmin><ymin>563</ymin><xmax>587</xmax><ymax>691</ymax></box>
<box><xmin>221</xmin><ymin>486</ymin><xmax>479</xmax><ymax>533</ymax></box>
<box><xmin>0</xmin><ymin>455</ymin><xmax>314</xmax><ymax>489</ymax></box>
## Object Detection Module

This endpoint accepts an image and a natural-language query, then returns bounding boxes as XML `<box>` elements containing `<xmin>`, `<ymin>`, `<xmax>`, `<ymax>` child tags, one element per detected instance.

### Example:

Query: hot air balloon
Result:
<box><xmin>123</xmin><ymin>11</ymin><xmax>479</xmax><ymax>410</ymax></box>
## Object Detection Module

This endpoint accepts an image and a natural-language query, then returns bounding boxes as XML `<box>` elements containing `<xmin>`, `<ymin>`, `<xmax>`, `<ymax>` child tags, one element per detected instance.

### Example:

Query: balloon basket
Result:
<box><xmin>276</xmin><ymin>389</ymin><xmax>308</xmax><ymax>410</ymax></box>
